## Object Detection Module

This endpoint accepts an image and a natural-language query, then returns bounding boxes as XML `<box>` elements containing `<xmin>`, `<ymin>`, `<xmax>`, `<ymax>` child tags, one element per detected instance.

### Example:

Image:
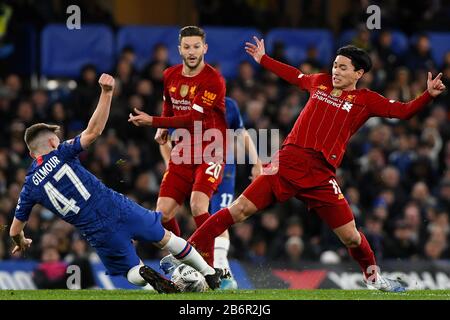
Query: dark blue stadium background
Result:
<box><xmin>0</xmin><ymin>0</ymin><xmax>449</xmax><ymax>289</ymax></box>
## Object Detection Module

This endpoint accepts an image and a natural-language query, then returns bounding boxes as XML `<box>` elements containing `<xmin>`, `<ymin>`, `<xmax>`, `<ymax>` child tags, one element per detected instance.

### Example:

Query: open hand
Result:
<box><xmin>427</xmin><ymin>72</ymin><xmax>446</xmax><ymax>97</ymax></box>
<box><xmin>245</xmin><ymin>36</ymin><xmax>266</xmax><ymax>64</ymax></box>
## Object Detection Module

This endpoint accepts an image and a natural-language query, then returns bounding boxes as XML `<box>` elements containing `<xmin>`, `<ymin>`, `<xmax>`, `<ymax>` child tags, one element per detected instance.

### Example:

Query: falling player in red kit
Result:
<box><xmin>128</xmin><ymin>26</ymin><xmax>227</xmax><ymax>253</ymax></box>
<box><xmin>186</xmin><ymin>37</ymin><xmax>446</xmax><ymax>292</ymax></box>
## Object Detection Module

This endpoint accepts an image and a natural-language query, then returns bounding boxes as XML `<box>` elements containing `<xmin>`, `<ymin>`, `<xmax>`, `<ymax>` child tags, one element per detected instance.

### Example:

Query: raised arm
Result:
<box><xmin>80</xmin><ymin>73</ymin><xmax>115</xmax><ymax>149</ymax></box>
<box><xmin>245</xmin><ymin>36</ymin><xmax>308</xmax><ymax>88</ymax></box>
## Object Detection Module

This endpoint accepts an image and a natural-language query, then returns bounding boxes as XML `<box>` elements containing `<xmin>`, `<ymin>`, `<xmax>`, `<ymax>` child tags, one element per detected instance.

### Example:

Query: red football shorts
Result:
<box><xmin>159</xmin><ymin>161</ymin><xmax>224</xmax><ymax>205</ymax></box>
<box><xmin>242</xmin><ymin>144</ymin><xmax>354</xmax><ymax>229</ymax></box>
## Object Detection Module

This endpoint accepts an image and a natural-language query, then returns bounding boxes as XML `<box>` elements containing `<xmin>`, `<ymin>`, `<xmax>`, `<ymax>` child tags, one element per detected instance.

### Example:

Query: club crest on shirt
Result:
<box><xmin>180</xmin><ymin>84</ymin><xmax>189</xmax><ymax>97</ymax></box>
<box><xmin>189</xmin><ymin>86</ymin><xmax>197</xmax><ymax>99</ymax></box>
<box><xmin>330</xmin><ymin>88</ymin><xmax>342</xmax><ymax>97</ymax></box>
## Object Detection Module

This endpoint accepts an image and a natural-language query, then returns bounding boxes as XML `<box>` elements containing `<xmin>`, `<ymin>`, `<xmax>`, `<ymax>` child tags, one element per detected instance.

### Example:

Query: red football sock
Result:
<box><xmin>348</xmin><ymin>231</ymin><xmax>377</xmax><ymax>280</ymax></box>
<box><xmin>194</xmin><ymin>212</ymin><xmax>210</xmax><ymax>228</ymax></box>
<box><xmin>188</xmin><ymin>208</ymin><xmax>235</xmax><ymax>266</ymax></box>
<box><xmin>162</xmin><ymin>217</ymin><xmax>181</xmax><ymax>237</ymax></box>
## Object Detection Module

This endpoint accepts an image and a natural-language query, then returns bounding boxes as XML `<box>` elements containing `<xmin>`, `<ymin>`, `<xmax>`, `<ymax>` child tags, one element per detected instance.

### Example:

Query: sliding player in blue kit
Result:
<box><xmin>9</xmin><ymin>73</ymin><xmax>227</xmax><ymax>293</ymax></box>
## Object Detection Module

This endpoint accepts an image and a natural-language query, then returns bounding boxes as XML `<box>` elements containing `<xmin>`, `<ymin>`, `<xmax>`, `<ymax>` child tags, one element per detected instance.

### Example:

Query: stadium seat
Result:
<box><xmin>116</xmin><ymin>26</ymin><xmax>180</xmax><ymax>70</ymax></box>
<box><xmin>201</xmin><ymin>26</ymin><xmax>262</xmax><ymax>79</ymax></box>
<box><xmin>265</xmin><ymin>28</ymin><xmax>334</xmax><ymax>67</ymax></box>
<box><xmin>41</xmin><ymin>24</ymin><xmax>114</xmax><ymax>77</ymax></box>
<box><xmin>337</xmin><ymin>29</ymin><xmax>408</xmax><ymax>55</ymax></box>
<box><xmin>427</xmin><ymin>32</ymin><xmax>450</xmax><ymax>67</ymax></box>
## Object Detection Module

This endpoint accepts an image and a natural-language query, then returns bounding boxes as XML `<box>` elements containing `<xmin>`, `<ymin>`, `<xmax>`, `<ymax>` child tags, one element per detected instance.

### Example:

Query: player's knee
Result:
<box><xmin>231</xmin><ymin>197</ymin><xmax>256</xmax><ymax>222</ymax></box>
<box><xmin>127</xmin><ymin>265</ymin><xmax>146</xmax><ymax>286</ymax></box>
<box><xmin>341</xmin><ymin>232</ymin><xmax>361</xmax><ymax>248</ymax></box>
<box><xmin>190</xmin><ymin>201</ymin><xmax>207</xmax><ymax>216</ymax></box>
<box><xmin>158</xmin><ymin>206</ymin><xmax>176</xmax><ymax>221</ymax></box>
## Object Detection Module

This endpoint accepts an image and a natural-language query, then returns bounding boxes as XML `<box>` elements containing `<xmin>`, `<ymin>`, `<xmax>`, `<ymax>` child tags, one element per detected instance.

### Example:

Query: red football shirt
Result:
<box><xmin>152</xmin><ymin>63</ymin><xmax>227</xmax><ymax>163</ymax></box>
<box><xmin>261</xmin><ymin>54</ymin><xmax>433</xmax><ymax>168</ymax></box>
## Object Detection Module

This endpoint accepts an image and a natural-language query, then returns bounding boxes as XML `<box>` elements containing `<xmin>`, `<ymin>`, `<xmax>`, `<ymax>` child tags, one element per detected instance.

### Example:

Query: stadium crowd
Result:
<box><xmin>0</xmin><ymin>5</ymin><xmax>450</xmax><ymax>275</ymax></box>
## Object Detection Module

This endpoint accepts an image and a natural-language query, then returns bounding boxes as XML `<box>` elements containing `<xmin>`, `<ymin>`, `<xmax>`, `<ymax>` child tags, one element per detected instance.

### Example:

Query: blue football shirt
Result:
<box><xmin>15</xmin><ymin>136</ymin><xmax>132</xmax><ymax>236</ymax></box>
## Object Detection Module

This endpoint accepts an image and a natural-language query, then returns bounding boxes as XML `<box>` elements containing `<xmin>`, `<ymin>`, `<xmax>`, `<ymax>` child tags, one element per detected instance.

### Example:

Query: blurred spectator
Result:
<box><xmin>363</xmin><ymin>215</ymin><xmax>385</xmax><ymax>260</ymax></box>
<box><xmin>389</xmin><ymin>133</ymin><xmax>416</xmax><ymax>176</ymax></box>
<box><xmin>383</xmin><ymin>220</ymin><xmax>420</xmax><ymax>260</ymax></box>
<box><xmin>32</xmin><ymin>247</ymin><xmax>68</xmax><ymax>289</ymax></box>
<box><xmin>282</xmin><ymin>236</ymin><xmax>304</xmax><ymax>265</ymax></box>
<box><xmin>403</xmin><ymin>201</ymin><xmax>426</xmax><ymax>245</ymax></box>
<box><xmin>375</xmin><ymin>30</ymin><xmax>400</xmax><ymax>81</ymax></box>
<box><xmin>141</xmin><ymin>43</ymin><xmax>170</xmax><ymax>98</ymax></box>
<box><xmin>232</xmin><ymin>61</ymin><xmax>257</xmax><ymax>92</ymax></box>
<box><xmin>351</xmin><ymin>25</ymin><xmax>373</xmax><ymax>52</ymax></box>
<box><xmin>120</xmin><ymin>46</ymin><xmax>137</xmax><ymax>68</ymax></box>
<box><xmin>392</xmin><ymin>67</ymin><xmax>412</xmax><ymax>101</ymax></box>
<box><xmin>71</xmin><ymin>64</ymin><xmax>100</xmax><ymax>123</ymax></box>
<box><xmin>411</xmin><ymin>181</ymin><xmax>437</xmax><ymax>212</ymax></box>
<box><xmin>115</xmin><ymin>58</ymin><xmax>137</xmax><ymax>98</ymax></box>
<box><xmin>404</xmin><ymin>34</ymin><xmax>436</xmax><ymax>72</ymax></box>
<box><xmin>438</xmin><ymin>179</ymin><xmax>450</xmax><ymax>212</ymax></box>
<box><xmin>64</xmin><ymin>234</ymin><xmax>97</xmax><ymax>289</ymax></box>
<box><xmin>422</xmin><ymin>227</ymin><xmax>450</xmax><ymax>260</ymax></box>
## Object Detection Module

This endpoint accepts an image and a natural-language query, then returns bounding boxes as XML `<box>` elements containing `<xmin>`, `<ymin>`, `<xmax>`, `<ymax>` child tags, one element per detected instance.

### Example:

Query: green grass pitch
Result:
<box><xmin>1</xmin><ymin>289</ymin><xmax>450</xmax><ymax>300</ymax></box>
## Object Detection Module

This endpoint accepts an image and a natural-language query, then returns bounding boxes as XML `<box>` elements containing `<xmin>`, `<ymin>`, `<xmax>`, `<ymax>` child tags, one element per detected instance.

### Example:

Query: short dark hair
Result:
<box><xmin>336</xmin><ymin>45</ymin><xmax>372</xmax><ymax>73</ymax></box>
<box><xmin>24</xmin><ymin>123</ymin><xmax>60</xmax><ymax>150</ymax></box>
<box><xmin>178</xmin><ymin>26</ymin><xmax>206</xmax><ymax>43</ymax></box>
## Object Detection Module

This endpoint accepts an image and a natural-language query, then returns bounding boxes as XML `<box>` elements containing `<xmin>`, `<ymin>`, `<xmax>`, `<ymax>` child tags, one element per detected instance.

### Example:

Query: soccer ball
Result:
<box><xmin>171</xmin><ymin>264</ymin><xmax>209</xmax><ymax>292</ymax></box>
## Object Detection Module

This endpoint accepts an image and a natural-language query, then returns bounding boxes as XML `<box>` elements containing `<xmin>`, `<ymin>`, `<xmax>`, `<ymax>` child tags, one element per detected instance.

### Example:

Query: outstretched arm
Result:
<box><xmin>128</xmin><ymin>107</ymin><xmax>204</xmax><ymax>128</ymax></box>
<box><xmin>80</xmin><ymin>73</ymin><xmax>115</xmax><ymax>149</ymax></box>
<box><xmin>129</xmin><ymin>75</ymin><xmax>224</xmax><ymax>129</ymax></box>
<box><xmin>368</xmin><ymin>72</ymin><xmax>446</xmax><ymax>119</ymax></box>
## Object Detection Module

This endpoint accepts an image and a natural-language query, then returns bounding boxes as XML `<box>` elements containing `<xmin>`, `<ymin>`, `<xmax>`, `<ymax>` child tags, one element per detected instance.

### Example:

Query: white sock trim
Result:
<box><xmin>214</xmin><ymin>237</ymin><xmax>231</xmax><ymax>270</ymax></box>
<box><xmin>163</xmin><ymin>232</ymin><xmax>186</xmax><ymax>256</ymax></box>
<box><xmin>214</xmin><ymin>236</ymin><xmax>230</xmax><ymax>251</ymax></box>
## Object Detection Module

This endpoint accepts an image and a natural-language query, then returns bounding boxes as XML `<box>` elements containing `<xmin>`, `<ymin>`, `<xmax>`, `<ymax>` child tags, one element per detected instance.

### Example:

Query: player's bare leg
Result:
<box><xmin>333</xmin><ymin>220</ymin><xmax>406</xmax><ymax>292</ymax></box>
<box><xmin>157</xmin><ymin>196</ymin><xmax>181</xmax><ymax>236</ymax></box>
<box><xmin>190</xmin><ymin>191</ymin><xmax>212</xmax><ymax>227</ymax></box>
